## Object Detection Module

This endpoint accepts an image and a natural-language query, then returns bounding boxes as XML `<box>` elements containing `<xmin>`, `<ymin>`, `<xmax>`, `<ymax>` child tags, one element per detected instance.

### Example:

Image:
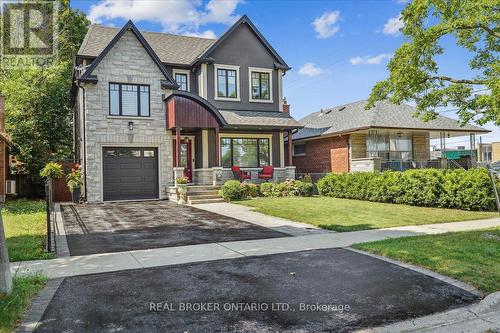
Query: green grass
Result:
<box><xmin>0</xmin><ymin>275</ymin><xmax>47</xmax><ymax>333</ymax></box>
<box><xmin>237</xmin><ymin>197</ymin><xmax>498</xmax><ymax>232</ymax></box>
<box><xmin>353</xmin><ymin>228</ymin><xmax>500</xmax><ymax>294</ymax></box>
<box><xmin>3</xmin><ymin>199</ymin><xmax>53</xmax><ymax>261</ymax></box>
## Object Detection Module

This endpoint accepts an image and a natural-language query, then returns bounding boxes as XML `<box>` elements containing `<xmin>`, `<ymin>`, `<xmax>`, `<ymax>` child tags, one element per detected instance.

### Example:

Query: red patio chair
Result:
<box><xmin>258</xmin><ymin>166</ymin><xmax>274</xmax><ymax>182</ymax></box>
<box><xmin>231</xmin><ymin>166</ymin><xmax>251</xmax><ymax>182</ymax></box>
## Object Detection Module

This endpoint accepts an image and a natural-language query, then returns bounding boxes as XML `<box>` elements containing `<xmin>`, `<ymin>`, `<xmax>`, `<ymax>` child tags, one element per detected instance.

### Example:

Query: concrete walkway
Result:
<box><xmin>11</xmin><ymin>216</ymin><xmax>500</xmax><ymax>280</ymax></box>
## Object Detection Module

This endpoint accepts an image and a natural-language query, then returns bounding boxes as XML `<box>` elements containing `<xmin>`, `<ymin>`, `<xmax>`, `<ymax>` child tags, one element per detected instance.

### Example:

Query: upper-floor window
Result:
<box><xmin>214</xmin><ymin>64</ymin><xmax>240</xmax><ymax>101</ymax></box>
<box><xmin>249</xmin><ymin>67</ymin><xmax>273</xmax><ymax>103</ymax></box>
<box><xmin>109</xmin><ymin>83</ymin><xmax>150</xmax><ymax>117</ymax></box>
<box><xmin>173</xmin><ymin>69</ymin><xmax>190</xmax><ymax>92</ymax></box>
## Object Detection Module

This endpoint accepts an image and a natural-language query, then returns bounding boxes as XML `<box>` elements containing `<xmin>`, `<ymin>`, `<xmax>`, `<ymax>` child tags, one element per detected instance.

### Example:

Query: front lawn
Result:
<box><xmin>237</xmin><ymin>197</ymin><xmax>497</xmax><ymax>232</ymax></box>
<box><xmin>0</xmin><ymin>275</ymin><xmax>47</xmax><ymax>333</ymax></box>
<box><xmin>3</xmin><ymin>200</ymin><xmax>53</xmax><ymax>261</ymax></box>
<box><xmin>353</xmin><ymin>228</ymin><xmax>500</xmax><ymax>294</ymax></box>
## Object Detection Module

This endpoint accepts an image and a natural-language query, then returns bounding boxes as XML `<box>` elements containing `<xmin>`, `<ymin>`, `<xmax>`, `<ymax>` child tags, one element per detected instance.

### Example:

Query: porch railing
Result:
<box><xmin>380</xmin><ymin>160</ymin><xmax>441</xmax><ymax>172</ymax></box>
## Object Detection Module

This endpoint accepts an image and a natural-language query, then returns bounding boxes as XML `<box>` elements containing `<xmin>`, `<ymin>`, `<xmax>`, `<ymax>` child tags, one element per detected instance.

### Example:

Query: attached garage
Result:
<box><xmin>103</xmin><ymin>147</ymin><xmax>159</xmax><ymax>201</ymax></box>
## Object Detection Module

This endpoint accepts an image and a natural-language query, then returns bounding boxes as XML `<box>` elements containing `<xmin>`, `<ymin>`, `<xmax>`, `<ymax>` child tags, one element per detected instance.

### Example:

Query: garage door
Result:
<box><xmin>103</xmin><ymin>147</ymin><xmax>159</xmax><ymax>201</ymax></box>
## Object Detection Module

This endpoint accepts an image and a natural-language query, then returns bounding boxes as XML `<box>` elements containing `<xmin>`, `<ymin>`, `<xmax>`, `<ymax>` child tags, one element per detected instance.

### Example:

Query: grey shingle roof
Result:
<box><xmin>294</xmin><ymin>100</ymin><xmax>489</xmax><ymax>140</ymax></box>
<box><xmin>78</xmin><ymin>24</ymin><xmax>215</xmax><ymax>65</ymax></box>
<box><xmin>219</xmin><ymin>110</ymin><xmax>303</xmax><ymax>129</ymax></box>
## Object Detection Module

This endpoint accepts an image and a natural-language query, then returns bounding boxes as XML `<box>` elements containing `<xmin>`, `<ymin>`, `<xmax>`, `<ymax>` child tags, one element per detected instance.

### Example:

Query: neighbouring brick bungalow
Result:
<box><xmin>289</xmin><ymin>100</ymin><xmax>489</xmax><ymax>175</ymax></box>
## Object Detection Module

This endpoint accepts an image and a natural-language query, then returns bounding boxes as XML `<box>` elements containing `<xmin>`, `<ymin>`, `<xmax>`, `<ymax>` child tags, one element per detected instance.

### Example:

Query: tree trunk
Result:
<box><xmin>0</xmin><ymin>208</ymin><xmax>12</xmax><ymax>294</ymax></box>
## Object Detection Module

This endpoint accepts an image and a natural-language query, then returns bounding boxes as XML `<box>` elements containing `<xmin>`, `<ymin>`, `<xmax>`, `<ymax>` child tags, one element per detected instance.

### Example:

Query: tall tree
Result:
<box><xmin>366</xmin><ymin>0</ymin><xmax>499</xmax><ymax>126</ymax></box>
<box><xmin>0</xmin><ymin>0</ymin><xmax>88</xmax><ymax>181</ymax></box>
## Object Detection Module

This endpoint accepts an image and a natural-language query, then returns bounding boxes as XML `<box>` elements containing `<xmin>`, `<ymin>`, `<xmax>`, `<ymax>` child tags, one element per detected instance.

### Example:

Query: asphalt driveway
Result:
<box><xmin>35</xmin><ymin>248</ymin><xmax>477</xmax><ymax>333</ymax></box>
<box><xmin>62</xmin><ymin>201</ymin><xmax>287</xmax><ymax>256</ymax></box>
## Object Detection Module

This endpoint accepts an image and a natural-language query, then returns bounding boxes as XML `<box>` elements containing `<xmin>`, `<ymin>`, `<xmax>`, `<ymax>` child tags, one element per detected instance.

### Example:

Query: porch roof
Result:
<box><xmin>219</xmin><ymin>110</ymin><xmax>303</xmax><ymax>130</ymax></box>
<box><xmin>294</xmin><ymin>100</ymin><xmax>489</xmax><ymax>140</ymax></box>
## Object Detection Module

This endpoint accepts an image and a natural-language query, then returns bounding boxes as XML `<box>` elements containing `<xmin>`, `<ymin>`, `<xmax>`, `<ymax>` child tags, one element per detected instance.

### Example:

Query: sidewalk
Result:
<box><xmin>11</xmin><ymin>216</ymin><xmax>500</xmax><ymax>280</ymax></box>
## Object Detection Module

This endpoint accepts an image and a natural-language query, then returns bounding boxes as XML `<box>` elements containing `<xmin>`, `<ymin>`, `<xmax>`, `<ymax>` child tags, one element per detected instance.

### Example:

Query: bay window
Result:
<box><xmin>109</xmin><ymin>83</ymin><xmax>150</xmax><ymax>117</ymax></box>
<box><xmin>221</xmin><ymin>137</ymin><xmax>270</xmax><ymax>168</ymax></box>
<box><xmin>367</xmin><ymin>131</ymin><xmax>413</xmax><ymax>161</ymax></box>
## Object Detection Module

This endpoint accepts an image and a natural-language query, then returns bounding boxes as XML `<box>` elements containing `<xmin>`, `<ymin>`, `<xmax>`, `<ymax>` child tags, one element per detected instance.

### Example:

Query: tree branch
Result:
<box><xmin>422</xmin><ymin>76</ymin><xmax>486</xmax><ymax>84</ymax></box>
<box><xmin>455</xmin><ymin>23</ymin><xmax>500</xmax><ymax>38</ymax></box>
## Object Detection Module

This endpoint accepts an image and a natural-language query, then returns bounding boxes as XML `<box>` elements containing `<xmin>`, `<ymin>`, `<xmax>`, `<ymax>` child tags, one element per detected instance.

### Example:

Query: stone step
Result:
<box><xmin>189</xmin><ymin>198</ymin><xmax>225</xmax><ymax>204</ymax></box>
<box><xmin>186</xmin><ymin>190</ymin><xmax>220</xmax><ymax>196</ymax></box>
<box><xmin>188</xmin><ymin>194</ymin><xmax>221</xmax><ymax>200</ymax></box>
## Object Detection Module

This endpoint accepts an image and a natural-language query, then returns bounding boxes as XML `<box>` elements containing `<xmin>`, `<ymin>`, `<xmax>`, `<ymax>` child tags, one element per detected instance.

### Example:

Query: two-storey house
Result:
<box><xmin>73</xmin><ymin>16</ymin><xmax>301</xmax><ymax>202</ymax></box>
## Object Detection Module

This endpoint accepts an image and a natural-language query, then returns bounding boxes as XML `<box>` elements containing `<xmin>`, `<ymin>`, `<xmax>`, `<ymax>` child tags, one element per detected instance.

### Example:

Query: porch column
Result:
<box><xmin>175</xmin><ymin>127</ymin><xmax>181</xmax><ymax>167</ymax></box>
<box><xmin>287</xmin><ymin>129</ymin><xmax>293</xmax><ymax>166</ymax></box>
<box><xmin>215</xmin><ymin>127</ymin><xmax>220</xmax><ymax>167</ymax></box>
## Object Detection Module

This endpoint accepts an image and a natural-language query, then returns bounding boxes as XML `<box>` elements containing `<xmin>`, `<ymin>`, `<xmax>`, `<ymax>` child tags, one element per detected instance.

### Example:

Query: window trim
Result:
<box><xmin>248</xmin><ymin>67</ymin><xmax>273</xmax><ymax>103</ymax></box>
<box><xmin>108</xmin><ymin>82</ymin><xmax>150</xmax><ymax>117</ymax></box>
<box><xmin>214</xmin><ymin>64</ymin><xmax>240</xmax><ymax>101</ymax></box>
<box><xmin>173</xmin><ymin>69</ymin><xmax>190</xmax><ymax>92</ymax></box>
<box><xmin>219</xmin><ymin>133</ymin><xmax>273</xmax><ymax>167</ymax></box>
<box><xmin>293</xmin><ymin>143</ymin><xmax>306</xmax><ymax>157</ymax></box>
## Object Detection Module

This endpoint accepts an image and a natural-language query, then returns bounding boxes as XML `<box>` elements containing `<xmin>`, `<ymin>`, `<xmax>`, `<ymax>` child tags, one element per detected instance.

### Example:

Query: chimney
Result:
<box><xmin>283</xmin><ymin>98</ymin><xmax>290</xmax><ymax>113</ymax></box>
<box><xmin>0</xmin><ymin>95</ymin><xmax>4</xmax><ymax>132</ymax></box>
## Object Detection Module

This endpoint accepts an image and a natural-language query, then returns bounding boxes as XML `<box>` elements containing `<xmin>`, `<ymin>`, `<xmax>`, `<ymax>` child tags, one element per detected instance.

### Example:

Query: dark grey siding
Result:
<box><xmin>194</xmin><ymin>131</ymin><xmax>202</xmax><ymax>169</ymax></box>
<box><xmin>206</xmin><ymin>24</ymin><xmax>280</xmax><ymax>111</ymax></box>
<box><xmin>208</xmin><ymin>129</ymin><xmax>216</xmax><ymax>167</ymax></box>
<box><xmin>272</xmin><ymin>131</ymin><xmax>281</xmax><ymax>167</ymax></box>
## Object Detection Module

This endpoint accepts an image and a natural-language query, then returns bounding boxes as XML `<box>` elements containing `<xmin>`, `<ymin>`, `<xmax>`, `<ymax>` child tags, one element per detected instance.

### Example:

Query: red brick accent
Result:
<box><xmin>283</xmin><ymin>103</ymin><xmax>290</xmax><ymax>113</ymax></box>
<box><xmin>292</xmin><ymin>135</ymin><xmax>349</xmax><ymax>174</ymax></box>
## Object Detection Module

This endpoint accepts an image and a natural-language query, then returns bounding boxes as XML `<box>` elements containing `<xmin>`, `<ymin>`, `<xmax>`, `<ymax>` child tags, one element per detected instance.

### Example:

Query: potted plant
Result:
<box><xmin>40</xmin><ymin>162</ymin><xmax>64</xmax><ymax>180</ymax></box>
<box><xmin>175</xmin><ymin>176</ymin><xmax>188</xmax><ymax>204</ymax></box>
<box><xmin>66</xmin><ymin>164</ymin><xmax>83</xmax><ymax>203</ymax></box>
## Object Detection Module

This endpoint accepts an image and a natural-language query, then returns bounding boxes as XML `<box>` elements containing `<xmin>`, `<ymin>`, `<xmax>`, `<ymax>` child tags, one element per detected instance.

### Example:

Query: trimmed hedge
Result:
<box><xmin>260</xmin><ymin>179</ymin><xmax>314</xmax><ymax>198</ymax></box>
<box><xmin>219</xmin><ymin>181</ymin><xmax>258</xmax><ymax>201</ymax></box>
<box><xmin>317</xmin><ymin>168</ymin><xmax>498</xmax><ymax>211</ymax></box>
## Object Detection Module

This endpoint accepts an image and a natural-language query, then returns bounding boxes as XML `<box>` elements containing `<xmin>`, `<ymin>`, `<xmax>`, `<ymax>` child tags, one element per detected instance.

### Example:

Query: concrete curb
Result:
<box><xmin>347</xmin><ymin>247</ymin><xmax>482</xmax><ymax>297</ymax></box>
<box><xmin>53</xmin><ymin>203</ymin><xmax>70</xmax><ymax>258</ymax></box>
<box><xmin>15</xmin><ymin>278</ymin><xmax>64</xmax><ymax>333</ymax></box>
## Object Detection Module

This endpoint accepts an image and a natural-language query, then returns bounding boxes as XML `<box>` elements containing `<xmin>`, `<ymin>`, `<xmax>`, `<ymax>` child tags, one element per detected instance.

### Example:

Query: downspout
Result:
<box><xmin>75</xmin><ymin>81</ymin><xmax>87</xmax><ymax>201</ymax></box>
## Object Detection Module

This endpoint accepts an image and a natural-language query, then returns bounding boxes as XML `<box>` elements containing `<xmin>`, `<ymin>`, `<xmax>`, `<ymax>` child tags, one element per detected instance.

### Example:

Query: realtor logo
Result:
<box><xmin>1</xmin><ymin>0</ymin><xmax>58</xmax><ymax>68</ymax></box>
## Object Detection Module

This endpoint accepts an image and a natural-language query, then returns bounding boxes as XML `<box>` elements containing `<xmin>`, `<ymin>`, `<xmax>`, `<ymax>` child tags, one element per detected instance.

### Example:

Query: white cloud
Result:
<box><xmin>312</xmin><ymin>11</ymin><xmax>340</xmax><ymax>39</ymax></box>
<box><xmin>350</xmin><ymin>53</ymin><xmax>392</xmax><ymax>65</ymax></box>
<box><xmin>298</xmin><ymin>63</ymin><xmax>323</xmax><ymax>77</ymax></box>
<box><xmin>183</xmin><ymin>30</ymin><xmax>217</xmax><ymax>39</ymax></box>
<box><xmin>383</xmin><ymin>14</ymin><xmax>404</xmax><ymax>35</ymax></box>
<box><xmin>88</xmin><ymin>0</ymin><xmax>241</xmax><ymax>35</ymax></box>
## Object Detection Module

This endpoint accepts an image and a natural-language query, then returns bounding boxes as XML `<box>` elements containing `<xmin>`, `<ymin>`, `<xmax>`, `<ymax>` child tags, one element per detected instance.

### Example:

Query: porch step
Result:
<box><xmin>186</xmin><ymin>190</ymin><xmax>219</xmax><ymax>196</ymax></box>
<box><xmin>188</xmin><ymin>198</ymin><xmax>225</xmax><ymax>204</ymax></box>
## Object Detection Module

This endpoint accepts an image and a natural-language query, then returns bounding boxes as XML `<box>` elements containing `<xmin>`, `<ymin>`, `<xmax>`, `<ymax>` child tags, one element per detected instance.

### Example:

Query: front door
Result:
<box><xmin>173</xmin><ymin>138</ymin><xmax>194</xmax><ymax>182</ymax></box>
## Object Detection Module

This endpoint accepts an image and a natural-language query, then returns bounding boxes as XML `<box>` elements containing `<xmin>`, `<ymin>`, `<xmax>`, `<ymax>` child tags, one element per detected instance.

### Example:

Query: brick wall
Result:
<box><xmin>412</xmin><ymin>132</ymin><xmax>430</xmax><ymax>160</ymax></box>
<box><xmin>493</xmin><ymin>142</ymin><xmax>500</xmax><ymax>162</ymax></box>
<box><xmin>293</xmin><ymin>135</ymin><xmax>349</xmax><ymax>174</ymax></box>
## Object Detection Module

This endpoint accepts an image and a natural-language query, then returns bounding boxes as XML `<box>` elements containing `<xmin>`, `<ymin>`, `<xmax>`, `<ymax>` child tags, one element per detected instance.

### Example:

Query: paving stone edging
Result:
<box><xmin>53</xmin><ymin>203</ymin><xmax>70</xmax><ymax>258</ymax></box>
<box><xmin>347</xmin><ymin>247</ymin><xmax>482</xmax><ymax>297</ymax></box>
<box><xmin>15</xmin><ymin>278</ymin><xmax>64</xmax><ymax>333</ymax></box>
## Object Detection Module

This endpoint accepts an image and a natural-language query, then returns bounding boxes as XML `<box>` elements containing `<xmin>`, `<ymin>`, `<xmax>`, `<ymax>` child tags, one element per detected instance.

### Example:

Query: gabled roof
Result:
<box><xmin>195</xmin><ymin>15</ymin><xmax>290</xmax><ymax>71</ymax></box>
<box><xmin>79</xmin><ymin>20</ymin><xmax>178</xmax><ymax>89</ymax></box>
<box><xmin>78</xmin><ymin>24</ymin><xmax>216</xmax><ymax>65</ymax></box>
<box><xmin>294</xmin><ymin>100</ymin><xmax>490</xmax><ymax>140</ymax></box>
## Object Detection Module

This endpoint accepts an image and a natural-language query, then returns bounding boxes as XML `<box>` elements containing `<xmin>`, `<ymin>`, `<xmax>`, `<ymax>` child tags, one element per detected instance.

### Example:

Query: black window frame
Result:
<box><xmin>217</xmin><ymin>68</ymin><xmax>238</xmax><ymax>98</ymax></box>
<box><xmin>250</xmin><ymin>71</ymin><xmax>271</xmax><ymax>100</ymax></box>
<box><xmin>293</xmin><ymin>143</ymin><xmax>306</xmax><ymax>156</ymax></box>
<box><xmin>174</xmin><ymin>73</ymin><xmax>189</xmax><ymax>91</ymax></box>
<box><xmin>109</xmin><ymin>83</ymin><xmax>150</xmax><ymax>117</ymax></box>
<box><xmin>220</xmin><ymin>137</ymin><xmax>270</xmax><ymax>168</ymax></box>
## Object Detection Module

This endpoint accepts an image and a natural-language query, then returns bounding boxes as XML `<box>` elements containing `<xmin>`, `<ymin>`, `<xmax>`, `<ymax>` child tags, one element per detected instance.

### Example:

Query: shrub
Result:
<box><xmin>260</xmin><ymin>179</ymin><xmax>314</xmax><ymax>197</ymax></box>
<box><xmin>40</xmin><ymin>162</ymin><xmax>63</xmax><ymax>179</ymax></box>
<box><xmin>317</xmin><ymin>168</ymin><xmax>497</xmax><ymax>211</ymax></box>
<box><xmin>241</xmin><ymin>182</ymin><xmax>258</xmax><ymax>198</ymax></box>
<box><xmin>219</xmin><ymin>180</ymin><xmax>245</xmax><ymax>201</ymax></box>
<box><xmin>66</xmin><ymin>164</ymin><xmax>83</xmax><ymax>193</ymax></box>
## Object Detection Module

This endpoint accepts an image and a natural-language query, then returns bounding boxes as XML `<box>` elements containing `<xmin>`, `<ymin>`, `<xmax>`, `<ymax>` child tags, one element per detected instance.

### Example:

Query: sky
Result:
<box><xmin>71</xmin><ymin>0</ymin><xmax>499</xmax><ymax>146</ymax></box>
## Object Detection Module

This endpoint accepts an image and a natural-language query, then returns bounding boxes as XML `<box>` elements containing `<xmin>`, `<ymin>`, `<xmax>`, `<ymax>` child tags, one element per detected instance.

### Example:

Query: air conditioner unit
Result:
<box><xmin>6</xmin><ymin>180</ymin><xmax>16</xmax><ymax>195</ymax></box>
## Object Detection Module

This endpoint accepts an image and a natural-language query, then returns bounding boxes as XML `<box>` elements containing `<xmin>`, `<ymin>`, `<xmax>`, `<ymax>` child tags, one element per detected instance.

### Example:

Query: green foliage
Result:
<box><xmin>66</xmin><ymin>165</ymin><xmax>83</xmax><ymax>192</ymax></box>
<box><xmin>175</xmin><ymin>177</ymin><xmax>188</xmax><ymax>184</ymax></box>
<box><xmin>317</xmin><ymin>168</ymin><xmax>497</xmax><ymax>211</ymax></box>
<box><xmin>4</xmin><ymin>199</ymin><xmax>45</xmax><ymax>215</ymax></box>
<box><xmin>219</xmin><ymin>181</ymin><xmax>258</xmax><ymax>201</ymax></box>
<box><xmin>259</xmin><ymin>180</ymin><xmax>314</xmax><ymax>198</ymax></box>
<box><xmin>39</xmin><ymin>162</ymin><xmax>64</xmax><ymax>179</ymax></box>
<box><xmin>367</xmin><ymin>0</ymin><xmax>500</xmax><ymax>126</ymax></box>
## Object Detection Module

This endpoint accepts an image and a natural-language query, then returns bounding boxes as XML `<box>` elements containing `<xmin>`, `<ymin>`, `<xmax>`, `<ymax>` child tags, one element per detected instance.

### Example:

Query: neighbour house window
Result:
<box><xmin>221</xmin><ymin>138</ymin><xmax>270</xmax><ymax>168</ymax></box>
<box><xmin>251</xmin><ymin>71</ymin><xmax>270</xmax><ymax>100</ymax></box>
<box><xmin>293</xmin><ymin>143</ymin><xmax>306</xmax><ymax>156</ymax></box>
<box><xmin>175</xmin><ymin>73</ymin><xmax>188</xmax><ymax>91</ymax></box>
<box><xmin>109</xmin><ymin>83</ymin><xmax>150</xmax><ymax>117</ymax></box>
<box><xmin>217</xmin><ymin>68</ymin><xmax>238</xmax><ymax>98</ymax></box>
<box><xmin>367</xmin><ymin>131</ymin><xmax>413</xmax><ymax>161</ymax></box>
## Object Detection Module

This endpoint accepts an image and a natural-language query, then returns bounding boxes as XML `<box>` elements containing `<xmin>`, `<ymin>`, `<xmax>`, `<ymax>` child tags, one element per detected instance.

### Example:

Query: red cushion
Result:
<box><xmin>259</xmin><ymin>174</ymin><xmax>272</xmax><ymax>179</ymax></box>
<box><xmin>242</xmin><ymin>174</ymin><xmax>251</xmax><ymax>179</ymax></box>
<box><xmin>261</xmin><ymin>166</ymin><xmax>274</xmax><ymax>175</ymax></box>
<box><xmin>231</xmin><ymin>166</ymin><xmax>241</xmax><ymax>172</ymax></box>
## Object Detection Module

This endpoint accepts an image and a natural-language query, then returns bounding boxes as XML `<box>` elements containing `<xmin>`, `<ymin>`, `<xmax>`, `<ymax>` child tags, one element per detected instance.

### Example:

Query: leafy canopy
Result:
<box><xmin>367</xmin><ymin>0</ymin><xmax>499</xmax><ymax>126</ymax></box>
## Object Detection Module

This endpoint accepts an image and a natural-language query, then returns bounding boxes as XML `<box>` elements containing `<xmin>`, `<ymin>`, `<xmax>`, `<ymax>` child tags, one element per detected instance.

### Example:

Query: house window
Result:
<box><xmin>215</xmin><ymin>64</ymin><xmax>240</xmax><ymax>100</ymax></box>
<box><xmin>174</xmin><ymin>73</ymin><xmax>189</xmax><ymax>91</ymax></box>
<box><xmin>367</xmin><ymin>131</ymin><xmax>413</xmax><ymax>161</ymax></box>
<box><xmin>293</xmin><ymin>143</ymin><xmax>305</xmax><ymax>156</ymax></box>
<box><xmin>109</xmin><ymin>83</ymin><xmax>150</xmax><ymax>117</ymax></box>
<box><xmin>251</xmin><ymin>72</ymin><xmax>270</xmax><ymax>100</ymax></box>
<box><xmin>221</xmin><ymin>138</ymin><xmax>270</xmax><ymax>168</ymax></box>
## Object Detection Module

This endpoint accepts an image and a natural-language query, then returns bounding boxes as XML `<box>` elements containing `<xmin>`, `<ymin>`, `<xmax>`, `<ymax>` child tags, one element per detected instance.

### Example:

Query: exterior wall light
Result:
<box><xmin>128</xmin><ymin>121</ymin><xmax>134</xmax><ymax>131</ymax></box>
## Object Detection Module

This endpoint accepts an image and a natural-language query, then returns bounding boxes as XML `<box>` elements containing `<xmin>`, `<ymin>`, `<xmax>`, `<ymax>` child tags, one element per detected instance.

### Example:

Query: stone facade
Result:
<box><xmin>350</xmin><ymin>157</ymin><xmax>382</xmax><ymax>172</ymax></box>
<box><xmin>412</xmin><ymin>132</ymin><xmax>430</xmax><ymax>160</ymax></box>
<box><xmin>81</xmin><ymin>31</ymin><xmax>173</xmax><ymax>202</ymax></box>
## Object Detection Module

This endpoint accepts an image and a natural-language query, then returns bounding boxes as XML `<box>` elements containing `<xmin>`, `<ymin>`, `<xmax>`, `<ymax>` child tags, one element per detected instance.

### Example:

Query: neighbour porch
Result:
<box><xmin>349</xmin><ymin>128</ymin><xmax>479</xmax><ymax>172</ymax></box>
